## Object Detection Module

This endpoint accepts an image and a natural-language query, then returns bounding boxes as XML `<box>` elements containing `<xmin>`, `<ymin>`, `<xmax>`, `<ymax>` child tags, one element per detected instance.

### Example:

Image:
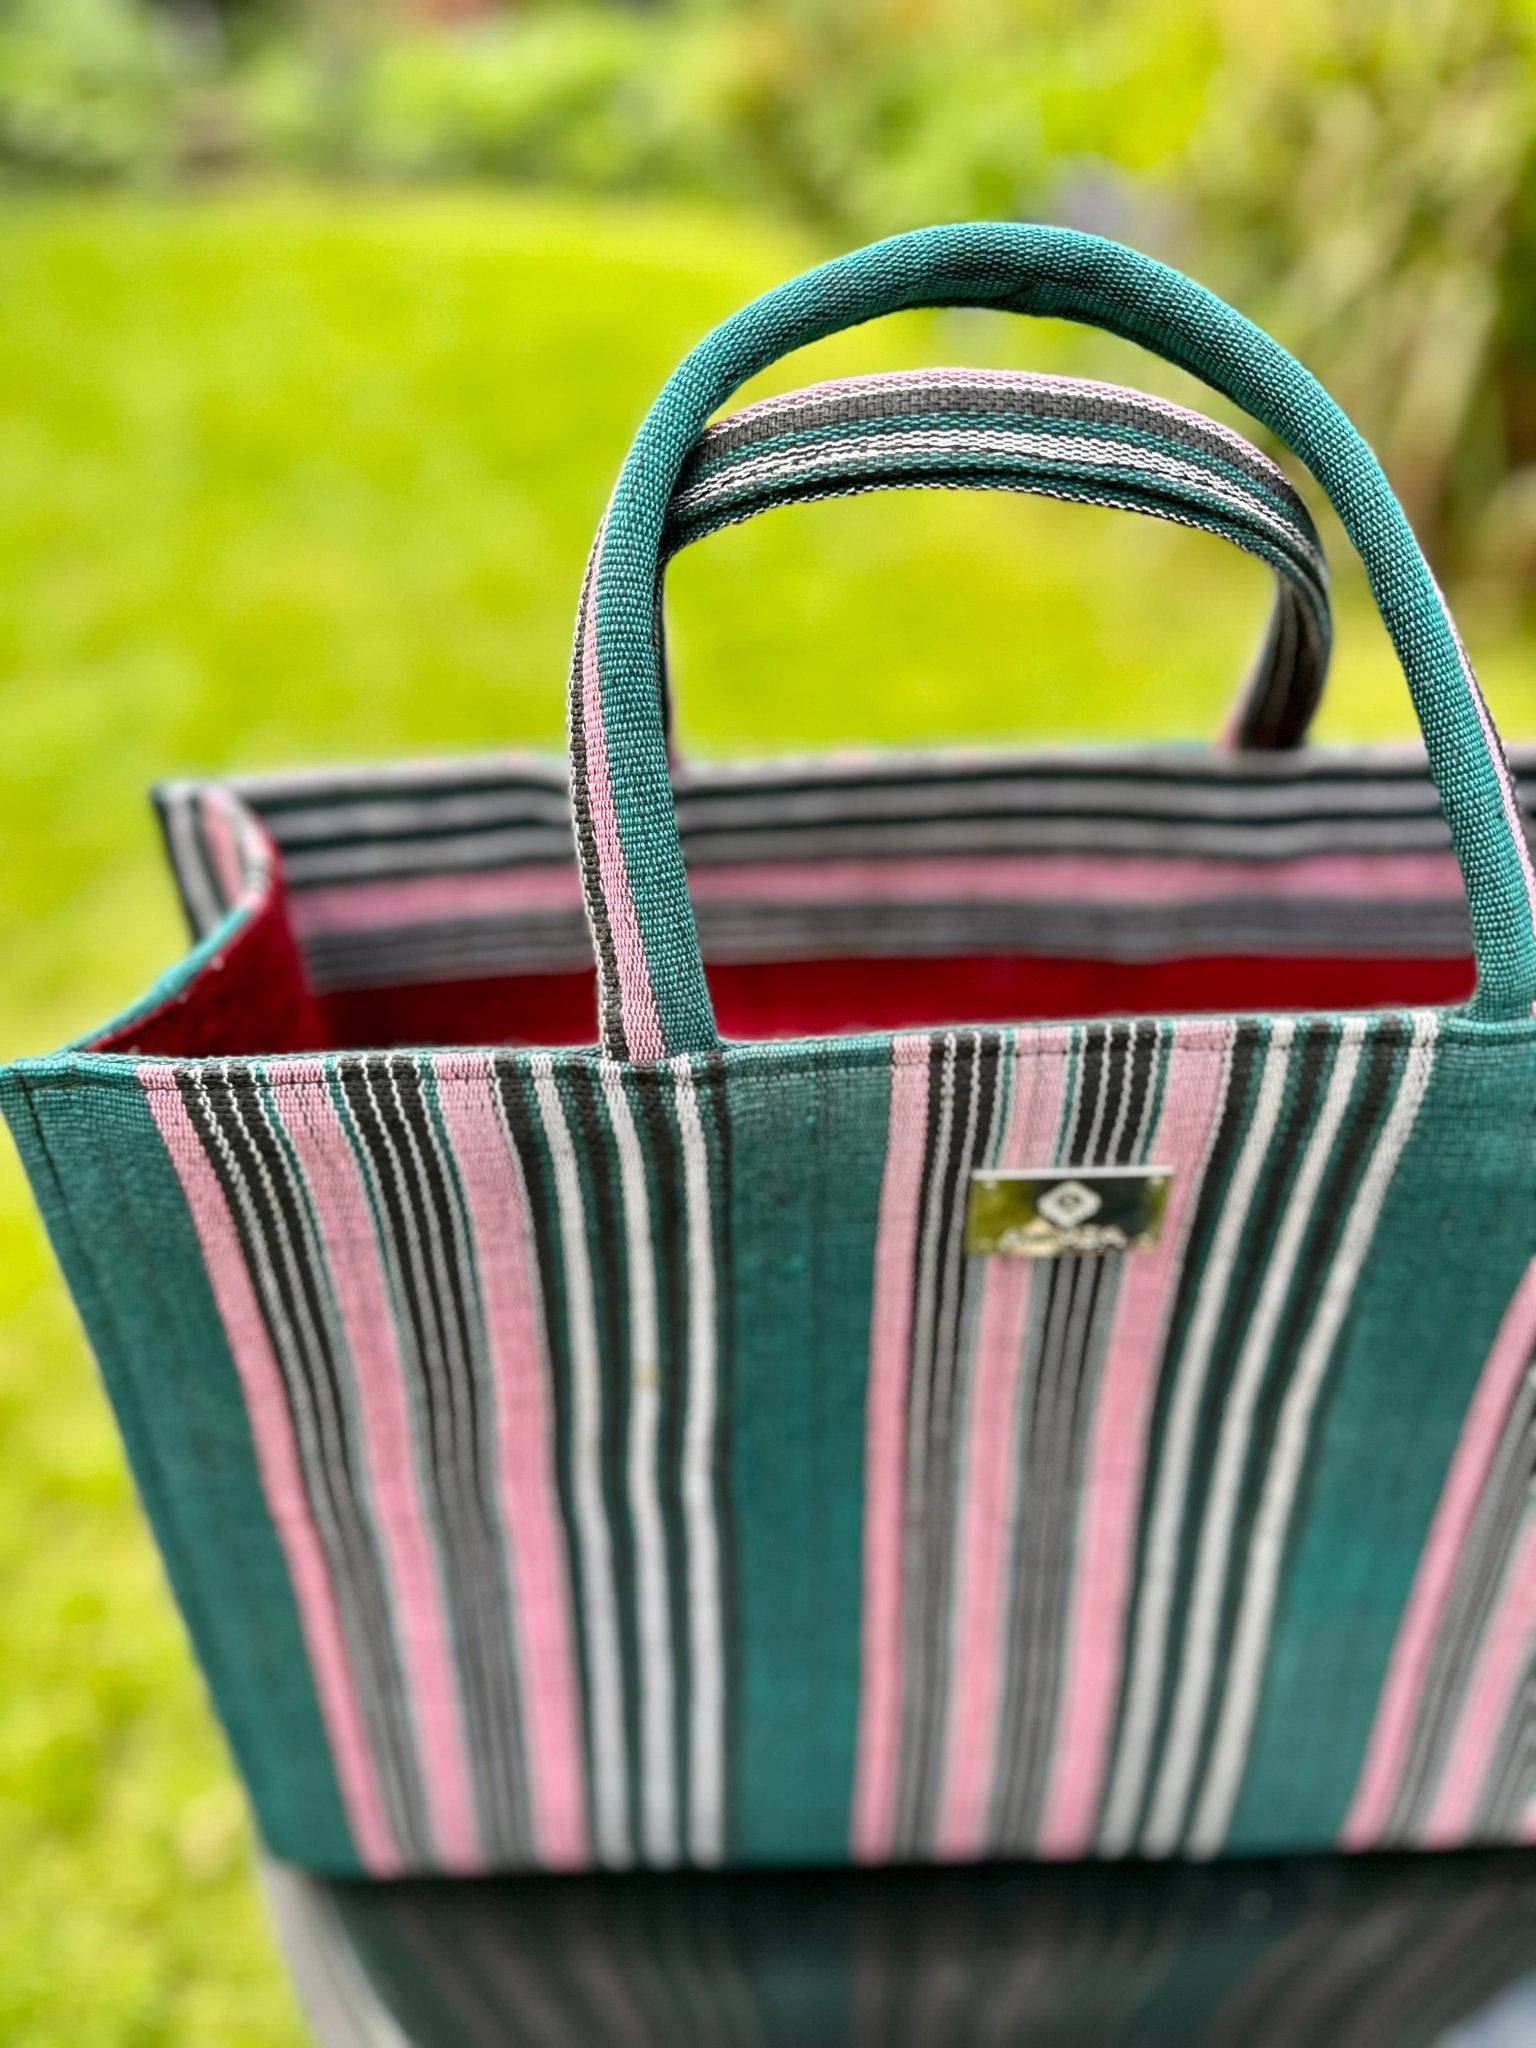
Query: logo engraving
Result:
<box><xmin>1036</xmin><ymin>1179</ymin><xmax>1102</xmax><ymax>1231</ymax></box>
<box><xmin>966</xmin><ymin>1168</ymin><xmax>1172</xmax><ymax>1259</ymax></box>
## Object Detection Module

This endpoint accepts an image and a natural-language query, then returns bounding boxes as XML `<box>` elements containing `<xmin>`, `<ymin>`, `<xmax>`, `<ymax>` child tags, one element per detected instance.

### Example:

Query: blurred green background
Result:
<box><xmin>5</xmin><ymin>4</ymin><xmax>1536</xmax><ymax>2042</ymax></box>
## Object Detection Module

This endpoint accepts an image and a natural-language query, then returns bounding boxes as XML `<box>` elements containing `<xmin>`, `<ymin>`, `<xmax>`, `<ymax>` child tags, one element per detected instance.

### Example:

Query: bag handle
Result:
<box><xmin>571</xmin><ymin>223</ymin><xmax>1536</xmax><ymax>1058</ymax></box>
<box><xmin>656</xmin><ymin>368</ymin><xmax>1331</xmax><ymax>753</ymax></box>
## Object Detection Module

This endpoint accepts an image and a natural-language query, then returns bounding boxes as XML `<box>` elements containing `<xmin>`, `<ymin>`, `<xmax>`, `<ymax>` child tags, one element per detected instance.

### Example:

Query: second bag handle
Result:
<box><xmin>571</xmin><ymin>223</ymin><xmax>1536</xmax><ymax>1057</ymax></box>
<box><xmin>655</xmin><ymin>367</ymin><xmax>1331</xmax><ymax>754</ymax></box>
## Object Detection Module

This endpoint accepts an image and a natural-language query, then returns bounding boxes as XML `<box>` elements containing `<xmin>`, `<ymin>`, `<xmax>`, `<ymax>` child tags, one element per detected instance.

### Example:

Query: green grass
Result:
<box><xmin>4</xmin><ymin>189</ymin><xmax>1536</xmax><ymax>2045</ymax></box>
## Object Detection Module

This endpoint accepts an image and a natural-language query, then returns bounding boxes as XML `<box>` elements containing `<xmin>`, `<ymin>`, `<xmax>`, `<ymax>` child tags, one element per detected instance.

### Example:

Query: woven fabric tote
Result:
<box><xmin>6</xmin><ymin>223</ymin><xmax>1536</xmax><ymax>1883</ymax></box>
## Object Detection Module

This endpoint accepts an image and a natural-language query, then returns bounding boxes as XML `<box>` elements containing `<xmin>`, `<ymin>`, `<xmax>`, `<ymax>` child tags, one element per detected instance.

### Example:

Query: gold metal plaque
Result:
<box><xmin>966</xmin><ymin>1167</ymin><xmax>1172</xmax><ymax>1258</ymax></box>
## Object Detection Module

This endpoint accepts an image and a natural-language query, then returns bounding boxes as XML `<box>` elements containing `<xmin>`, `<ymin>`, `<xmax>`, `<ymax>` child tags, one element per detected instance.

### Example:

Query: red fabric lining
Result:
<box><xmin>98</xmin><ymin>863</ymin><xmax>1475</xmax><ymax>1058</ymax></box>
<box><xmin>92</xmin><ymin>872</ymin><xmax>324</xmax><ymax>1057</ymax></box>
<box><xmin>122</xmin><ymin>942</ymin><xmax>1472</xmax><ymax>1058</ymax></box>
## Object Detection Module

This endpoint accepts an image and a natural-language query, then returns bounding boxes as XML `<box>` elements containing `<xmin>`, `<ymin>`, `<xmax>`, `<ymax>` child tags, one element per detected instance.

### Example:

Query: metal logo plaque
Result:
<box><xmin>966</xmin><ymin>1167</ymin><xmax>1173</xmax><ymax>1258</ymax></box>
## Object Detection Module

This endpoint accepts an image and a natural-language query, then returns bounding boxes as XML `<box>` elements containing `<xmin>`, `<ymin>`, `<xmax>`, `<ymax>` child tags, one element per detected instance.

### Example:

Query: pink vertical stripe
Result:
<box><xmin>1343</xmin><ymin>1258</ymin><xmax>1536</xmax><ymax>1847</ymax></box>
<box><xmin>271</xmin><ymin>1065</ymin><xmax>482</xmax><ymax>1872</ymax></box>
<box><xmin>1035</xmin><ymin>1021</ymin><xmax>1235</xmax><ymax>1856</ymax></box>
<box><xmin>580</xmin><ymin>547</ymin><xmax>665</xmax><ymax>1059</ymax></box>
<box><xmin>933</xmin><ymin>1031</ymin><xmax>1071</xmax><ymax>1858</ymax></box>
<box><xmin>851</xmin><ymin>1035</ymin><xmax>933</xmax><ymax>1861</ymax></box>
<box><xmin>1420</xmin><ymin>1515</ymin><xmax>1536</xmax><ymax>1847</ymax></box>
<box><xmin>434</xmin><ymin>1054</ymin><xmax>591</xmax><ymax>1868</ymax></box>
<box><xmin>141</xmin><ymin>1067</ymin><xmax>400</xmax><ymax>1874</ymax></box>
<box><xmin>201</xmin><ymin>789</ymin><xmax>253</xmax><ymax>907</ymax></box>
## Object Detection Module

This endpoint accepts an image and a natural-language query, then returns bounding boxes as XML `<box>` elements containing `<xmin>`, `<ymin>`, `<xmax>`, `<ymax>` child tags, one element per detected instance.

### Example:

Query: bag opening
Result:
<box><xmin>92</xmin><ymin>749</ymin><xmax>1490</xmax><ymax>1057</ymax></box>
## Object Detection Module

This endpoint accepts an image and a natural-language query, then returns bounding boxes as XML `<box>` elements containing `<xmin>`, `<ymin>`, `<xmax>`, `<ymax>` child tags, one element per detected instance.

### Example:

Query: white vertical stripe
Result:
<box><xmin>1098</xmin><ymin>1021</ymin><xmax>1294</xmax><ymax>1855</ymax></box>
<box><xmin>1187</xmin><ymin>1013</ymin><xmax>1439</xmax><ymax>1854</ymax></box>
<box><xmin>530</xmin><ymin>1056</ymin><xmax>630</xmax><ymax>1867</ymax></box>
<box><xmin>671</xmin><ymin>1057</ymin><xmax>726</xmax><ymax>1865</ymax></box>
<box><xmin>1143</xmin><ymin>1017</ymin><xmax>1369</xmax><ymax>1855</ymax></box>
<box><xmin>599</xmin><ymin>1063</ymin><xmax>677</xmax><ymax>1866</ymax></box>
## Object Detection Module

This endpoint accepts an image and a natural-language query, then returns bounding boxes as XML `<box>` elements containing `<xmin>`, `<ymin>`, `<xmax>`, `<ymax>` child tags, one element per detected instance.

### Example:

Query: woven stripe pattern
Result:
<box><xmin>659</xmin><ymin>369</ymin><xmax>1332</xmax><ymax>752</ymax></box>
<box><xmin>4</xmin><ymin>225</ymin><xmax>1535</xmax><ymax>1884</ymax></box>
<box><xmin>8</xmin><ymin>1008</ymin><xmax>1535</xmax><ymax>1876</ymax></box>
<box><xmin>155</xmin><ymin>742</ymin><xmax>1536</xmax><ymax>1000</ymax></box>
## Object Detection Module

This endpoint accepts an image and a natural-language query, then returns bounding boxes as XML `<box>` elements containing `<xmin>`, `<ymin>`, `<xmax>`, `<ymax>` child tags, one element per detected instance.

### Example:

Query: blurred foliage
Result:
<box><xmin>2</xmin><ymin>0</ymin><xmax>1536</xmax><ymax>578</ymax></box>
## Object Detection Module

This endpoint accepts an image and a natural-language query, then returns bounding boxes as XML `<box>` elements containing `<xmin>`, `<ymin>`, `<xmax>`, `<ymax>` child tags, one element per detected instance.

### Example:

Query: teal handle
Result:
<box><xmin>570</xmin><ymin>223</ymin><xmax>1536</xmax><ymax>1059</ymax></box>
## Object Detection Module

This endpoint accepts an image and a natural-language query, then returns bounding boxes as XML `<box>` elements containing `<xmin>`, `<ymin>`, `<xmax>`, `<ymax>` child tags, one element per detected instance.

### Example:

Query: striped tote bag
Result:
<box><xmin>5</xmin><ymin>222</ymin><xmax>1535</xmax><ymax>1881</ymax></box>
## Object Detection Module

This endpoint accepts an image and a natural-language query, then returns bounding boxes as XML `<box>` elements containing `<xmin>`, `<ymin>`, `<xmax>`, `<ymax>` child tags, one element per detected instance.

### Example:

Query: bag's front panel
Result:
<box><xmin>8</xmin><ymin>1018</ymin><xmax>1532</xmax><ymax>1876</ymax></box>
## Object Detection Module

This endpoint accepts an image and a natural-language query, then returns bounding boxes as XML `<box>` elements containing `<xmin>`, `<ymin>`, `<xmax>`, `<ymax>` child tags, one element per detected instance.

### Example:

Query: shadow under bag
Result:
<box><xmin>5</xmin><ymin>222</ymin><xmax>1536</xmax><ymax>1883</ymax></box>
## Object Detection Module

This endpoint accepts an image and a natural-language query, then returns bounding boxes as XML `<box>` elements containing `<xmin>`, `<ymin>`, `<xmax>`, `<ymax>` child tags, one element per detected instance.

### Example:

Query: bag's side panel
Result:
<box><xmin>726</xmin><ymin>1046</ymin><xmax>893</xmax><ymax>1863</ymax></box>
<box><xmin>0</xmin><ymin>1064</ymin><xmax>359</xmax><ymax>1872</ymax></box>
<box><xmin>1239</xmin><ymin>1026</ymin><xmax>1536</xmax><ymax>1851</ymax></box>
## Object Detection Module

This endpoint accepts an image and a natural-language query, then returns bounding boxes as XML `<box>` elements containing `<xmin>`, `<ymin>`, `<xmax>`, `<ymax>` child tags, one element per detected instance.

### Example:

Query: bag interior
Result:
<box><xmin>96</xmin><ymin>745</ymin><xmax>1502</xmax><ymax>1059</ymax></box>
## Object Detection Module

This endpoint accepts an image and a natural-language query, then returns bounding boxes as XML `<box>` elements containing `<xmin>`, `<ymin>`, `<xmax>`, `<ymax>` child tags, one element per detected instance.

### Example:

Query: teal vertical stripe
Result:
<box><xmin>0</xmin><ymin>1063</ymin><xmax>358</xmax><ymax>1871</ymax></box>
<box><xmin>728</xmin><ymin>1048</ymin><xmax>892</xmax><ymax>1860</ymax></box>
<box><xmin>1227</xmin><ymin>1029</ymin><xmax>1536</xmax><ymax>1847</ymax></box>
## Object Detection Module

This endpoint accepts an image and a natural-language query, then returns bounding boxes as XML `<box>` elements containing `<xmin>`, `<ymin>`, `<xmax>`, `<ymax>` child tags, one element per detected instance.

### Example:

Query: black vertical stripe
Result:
<box><xmin>890</xmin><ymin>1031</ymin><xmax>1007</xmax><ymax>1848</ymax></box>
<box><xmin>1202</xmin><ymin>1026</ymin><xmax>1407</xmax><ymax>1724</ymax></box>
<box><xmin>909</xmin><ymin>1031</ymin><xmax>1002</xmax><ymax>1844</ymax></box>
<box><xmin>178</xmin><ymin>1065</ymin><xmax>430</xmax><ymax>1861</ymax></box>
<box><xmin>992</xmin><ymin>1022</ymin><xmax>1166</xmax><ymax>1845</ymax></box>
<box><xmin>631</xmin><ymin>1069</ymin><xmax>690</xmax><ymax>1852</ymax></box>
<box><xmin>340</xmin><ymin>1054</ymin><xmax>534</xmax><ymax>1855</ymax></box>
<box><xmin>562</xmin><ymin>1061</ymin><xmax>641</xmax><ymax>1845</ymax></box>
